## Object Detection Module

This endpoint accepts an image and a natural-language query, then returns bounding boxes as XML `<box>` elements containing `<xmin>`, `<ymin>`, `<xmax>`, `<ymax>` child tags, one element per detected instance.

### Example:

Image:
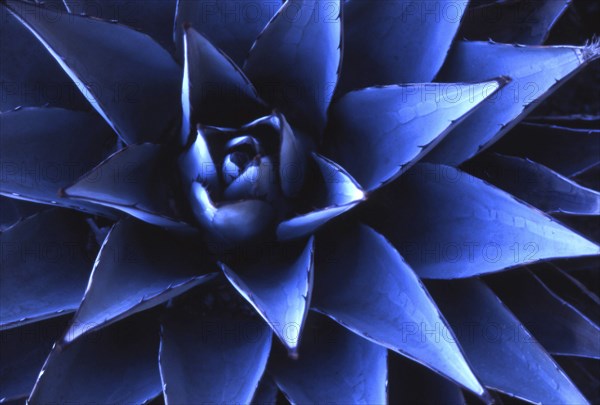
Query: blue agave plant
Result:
<box><xmin>1</xmin><ymin>0</ymin><xmax>599</xmax><ymax>403</ymax></box>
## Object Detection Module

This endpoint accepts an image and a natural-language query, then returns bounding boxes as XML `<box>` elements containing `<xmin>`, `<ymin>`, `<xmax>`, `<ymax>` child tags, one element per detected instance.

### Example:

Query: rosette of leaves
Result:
<box><xmin>1</xmin><ymin>0</ymin><xmax>599</xmax><ymax>403</ymax></box>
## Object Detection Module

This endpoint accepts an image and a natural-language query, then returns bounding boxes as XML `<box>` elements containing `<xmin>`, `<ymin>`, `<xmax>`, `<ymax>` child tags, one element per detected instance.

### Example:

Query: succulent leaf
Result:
<box><xmin>63</xmin><ymin>144</ymin><xmax>192</xmax><ymax>230</ymax></box>
<box><xmin>244</xmin><ymin>0</ymin><xmax>342</xmax><ymax>136</ymax></box>
<box><xmin>268</xmin><ymin>313</ymin><xmax>387</xmax><ymax>404</ymax></box>
<box><xmin>327</xmin><ymin>80</ymin><xmax>506</xmax><ymax>191</ymax></box>
<box><xmin>314</xmin><ymin>222</ymin><xmax>486</xmax><ymax>396</ymax></box>
<box><xmin>276</xmin><ymin>153</ymin><xmax>364</xmax><ymax>241</ymax></box>
<box><xmin>426</xmin><ymin>40</ymin><xmax>600</xmax><ymax>165</ymax></box>
<box><xmin>0</xmin><ymin>107</ymin><xmax>118</xmax><ymax>217</ymax></box>
<box><xmin>4</xmin><ymin>0</ymin><xmax>181</xmax><ymax>144</ymax></box>
<box><xmin>29</xmin><ymin>312</ymin><xmax>162</xmax><ymax>404</ymax></box>
<box><xmin>0</xmin><ymin>209</ymin><xmax>93</xmax><ymax>329</ymax></box>
<box><xmin>428</xmin><ymin>278</ymin><xmax>589</xmax><ymax>404</ymax></box>
<box><xmin>221</xmin><ymin>237</ymin><xmax>314</xmax><ymax>353</ymax></box>
<box><xmin>339</xmin><ymin>0</ymin><xmax>466</xmax><ymax>91</ymax></box>
<box><xmin>368</xmin><ymin>163</ymin><xmax>599</xmax><ymax>279</ymax></box>
<box><xmin>0</xmin><ymin>197</ymin><xmax>45</xmax><ymax>232</ymax></box>
<box><xmin>489</xmin><ymin>269</ymin><xmax>600</xmax><ymax>359</ymax></box>
<box><xmin>0</xmin><ymin>315</ymin><xmax>70</xmax><ymax>402</ymax></box>
<box><xmin>159</xmin><ymin>304</ymin><xmax>272</xmax><ymax>404</ymax></box>
<box><xmin>180</xmin><ymin>27</ymin><xmax>267</xmax><ymax>141</ymax></box>
<box><xmin>62</xmin><ymin>218</ymin><xmax>218</xmax><ymax>344</ymax></box>
<box><xmin>460</xmin><ymin>0</ymin><xmax>571</xmax><ymax>45</ymax></box>
<box><xmin>466</xmin><ymin>153</ymin><xmax>600</xmax><ymax>215</ymax></box>
<box><xmin>174</xmin><ymin>0</ymin><xmax>277</xmax><ymax>66</ymax></box>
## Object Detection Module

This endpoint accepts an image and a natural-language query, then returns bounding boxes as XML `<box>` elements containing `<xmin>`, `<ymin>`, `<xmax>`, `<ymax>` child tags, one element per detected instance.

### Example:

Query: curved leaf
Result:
<box><xmin>0</xmin><ymin>7</ymin><xmax>88</xmax><ymax>111</ymax></box>
<box><xmin>159</xmin><ymin>304</ymin><xmax>272</xmax><ymax>404</ymax></box>
<box><xmin>190</xmin><ymin>182</ymin><xmax>275</xmax><ymax>251</ymax></box>
<box><xmin>4</xmin><ymin>0</ymin><xmax>181</xmax><ymax>144</ymax></box>
<box><xmin>339</xmin><ymin>0</ymin><xmax>467</xmax><ymax>92</ymax></box>
<box><xmin>179</xmin><ymin>126</ymin><xmax>220</xmax><ymax>192</ymax></box>
<box><xmin>64</xmin><ymin>0</ymin><xmax>177</xmax><ymax>53</ymax></box>
<box><xmin>314</xmin><ymin>223</ymin><xmax>485</xmax><ymax>396</ymax></box>
<box><xmin>0</xmin><ymin>107</ymin><xmax>117</xmax><ymax>217</ymax></box>
<box><xmin>244</xmin><ymin>0</ymin><xmax>341</xmax><ymax>135</ymax></box>
<box><xmin>180</xmin><ymin>27</ymin><xmax>267</xmax><ymax>140</ymax></box>
<box><xmin>427</xmin><ymin>278</ymin><xmax>588</xmax><ymax>404</ymax></box>
<box><xmin>221</xmin><ymin>237</ymin><xmax>314</xmax><ymax>353</ymax></box>
<box><xmin>426</xmin><ymin>40</ymin><xmax>600</xmax><ymax>165</ymax></box>
<box><xmin>0</xmin><ymin>316</ymin><xmax>69</xmax><ymax>402</ymax></box>
<box><xmin>489</xmin><ymin>269</ymin><xmax>600</xmax><ymax>359</ymax></box>
<box><xmin>269</xmin><ymin>313</ymin><xmax>387</xmax><ymax>404</ymax></box>
<box><xmin>491</xmin><ymin>123</ymin><xmax>600</xmax><ymax>177</ymax></box>
<box><xmin>62</xmin><ymin>218</ymin><xmax>218</xmax><ymax>344</ymax></box>
<box><xmin>327</xmin><ymin>80</ymin><xmax>505</xmax><ymax>191</ymax></box>
<box><xmin>63</xmin><ymin>144</ymin><xmax>191</xmax><ymax>230</ymax></box>
<box><xmin>279</xmin><ymin>114</ymin><xmax>311</xmax><ymax>199</ymax></box>
<box><xmin>29</xmin><ymin>312</ymin><xmax>162</xmax><ymax>404</ymax></box>
<box><xmin>460</xmin><ymin>0</ymin><xmax>571</xmax><ymax>45</ymax></box>
<box><xmin>1</xmin><ymin>209</ymin><xmax>93</xmax><ymax>328</ymax></box>
<box><xmin>174</xmin><ymin>0</ymin><xmax>278</xmax><ymax>66</ymax></box>
<box><xmin>277</xmin><ymin>153</ymin><xmax>365</xmax><ymax>241</ymax></box>
<box><xmin>367</xmin><ymin>163</ymin><xmax>599</xmax><ymax>279</ymax></box>
<box><xmin>466</xmin><ymin>153</ymin><xmax>600</xmax><ymax>215</ymax></box>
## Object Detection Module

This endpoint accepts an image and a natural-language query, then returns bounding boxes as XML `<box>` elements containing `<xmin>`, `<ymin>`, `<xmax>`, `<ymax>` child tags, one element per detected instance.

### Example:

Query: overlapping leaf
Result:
<box><xmin>269</xmin><ymin>313</ymin><xmax>387</xmax><ymax>404</ymax></box>
<box><xmin>426</xmin><ymin>40</ymin><xmax>600</xmax><ymax>165</ymax></box>
<box><xmin>327</xmin><ymin>80</ymin><xmax>505</xmax><ymax>191</ymax></box>
<box><xmin>277</xmin><ymin>154</ymin><xmax>365</xmax><ymax>241</ymax></box>
<box><xmin>221</xmin><ymin>237</ymin><xmax>313</xmax><ymax>353</ymax></box>
<box><xmin>244</xmin><ymin>0</ymin><xmax>341</xmax><ymax>135</ymax></box>
<box><xmin>0</xmin><ymin>107</ymin><xmax>117</xmax><ymax>217</ymax></box>
<box><xmin>4</xmin><ymin>0</ymin><xmax>181</xmax><ymax>144</ymax></box>
<box><xmin>29</xmin><ymin>313</ymin><xmax>162</xmax><ymax>404</ymax></box>
<box><xmin>314</xmin><ymin>223</ymin><xmax>485</xmax><ymax>396</ymax></box>
<box><xmin>159</xmin><ymin>304</ymin><xmax>272</xmax><ymax>404</ymax></box>
<box><xmin>62</xmin><ymin>218</ymin><xmax>218</xmax><ymax>343</ymax></box>
<box><xmin>367</xmin><ymin>163</ymin><xmax>599</xmax><ymax>279</ymax></box>
<box><xmin>428</xmin><ymin>278</ymin><xmax>588</xmax><ymax>404</ymax></box>
<box><xmin>1</xmin><ymin>209</ymin><xmax>93</xmax><ymax>328</ymax></box>
<box><xmin>339</xmin><ymin>0</ymin><xmax>466</xmax><ymax>91</ymax></box>
<box><xmin>466</xmin><ymin>153</ymin><xmax>600</xmax><ymax>215</ymax></box>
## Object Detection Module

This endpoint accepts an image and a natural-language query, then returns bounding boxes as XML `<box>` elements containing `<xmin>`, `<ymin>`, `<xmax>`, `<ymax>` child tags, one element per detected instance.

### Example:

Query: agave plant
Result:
<box><xmin>1</xmin><ymin>0</ymin><xmax>599</xmax><ymax>403</ymax></box>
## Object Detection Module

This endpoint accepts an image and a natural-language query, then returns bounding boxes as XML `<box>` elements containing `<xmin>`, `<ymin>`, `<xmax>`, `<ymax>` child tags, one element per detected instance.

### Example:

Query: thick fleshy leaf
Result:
<box><xmin>327</xmin><ymin>80</ymin><xmax>505</xmax><ymax>191</ymax></box>
<box><xmin>460</xmin><ymin>0</ymin><xmax>571</xmax><ymax>44</ymax></box>
<box><xmin>276</xmin><ymin>154</ymin><xmax>365</xmax><ymax>241</ymax></box>
<box><xmin>244</xmin><ymin>0</ymin><xmax>341</xmax><ymax>135</ymax></box>
<box><xmin>179</xmin><ymin>126</ymin><xmax>220</xmax><ymax>192</ymax></box>
<box><xmin>159</xmin><ymin>304</ymin><xmax>272</xmax><ymax>404</ymax></box>
<box><xmin>4</xmin><ymin>0</ymin><xmax>181</xmax><ymax>144</ymax></box>
<box><xmin>367</xmin><ymin>163</ymin><xmax>599</xmax><ymax>279</ymax></box>
<box><xmin>339</xmin><ymin>0</ymin><xmax>467</xmax><ymax>92</ymax></box>
<box><xmin>488</xmin><ymin>269</ymin><xmax>600</xmax><ymax>359</ymax></box>
<box><xmin>279</xmin><ymin>114</ymin><xmax>311</xmax><ymax>198</ymax></box>
<box><xmin>533</xmin><ymin>263</ymin><xmax>600</xmax><ymax>325</ymax></box>
<box><xmin>426</xmin><ymin>40</ymin><xmax>600</xmax><ymax>165</ymax></box>
<box><xmin>0</xmin><ymin>315</ymin><xmax>69</xmax><ymax>402</ymax></box>
<box><xmin>0</xmin><ymin>7</ymin><xmax>88</xmax><ymax>111</ymax></box>
<box><xmin>174</xmin><ymin>0</ymin><xmax>278</xmax><ymax>66</ymax></box>
<box><xmin>64</xmin><ymin>0</ymin><xmax>177</xmax><ymax>53</ymax></box>
<box><xmin>63</xmin><ymin>144</ymin><xmax>190</xmax><ymax>230</ymax></box>
<box><xmin>556</xmin><ymin>357</ymin><xmax>600</xmax><ymax>403</ymax></box>
<box><xmin>0</xmin><ymin>107</ymin><xmax>117</xmax><ymax>217</ymax></box>
<box><xmin>269</xmin><ymin>313</ymin><xmax>387</xmax><ymax>404</ymax></box>
<box><xmin>0</xmin><ymin>197</ymin><xmax>45</xmax><ymax>232</ymax></box>
<box><xmin>491</xmin><ymin>123</ymin><xmax>600</xmax><ymax>177</ymax></box>
<box><xmin>180</xmin><ymin>27</ymin><xmax>266</xmax><ymax>139</ymax></box>
<box><xmin>190</xmin><ymin>182</ymin><xmax>275</xmax><ymax>251</ymax></box>
<box><xmin>466</xmin><ymin>153</ymin><xmax>600</xmax><ymax>215</ymax></box>
<box><xmin>428</xmin><ymin>278</ymin><xmax>588</xmax><ymax>404</ymax></box>
<box><xmin>223</xmin><ymin>156</ymin><xmax>279</xmax><ymax>203</ymax></box>
<box><xmin>1</xmin><ymin>209</ymin><xmax>93</xmax><ymax>328</ymax></box>
<box><xmin>314</xmin><ymin>223</ymin><xmax>485</xmax><ymax>396</ymax></box>
<box><xmin>62</xmin><ymin>218</ymin><xmax>218</xmax><ymax>343</ymax></box>
<box><xmin>388</xmin><ymin>353</ymin><xmax>466</xmax><ymax>405</ymax></box>
<box><xmin>221</xmin><ymin>237</ymin><xmax>313</xmax><ymax>353</ymax></box>
<box><xmin>29</xmin><ymin>312</ymin><xmax>162</xmax><ymax>404</ymax></box>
